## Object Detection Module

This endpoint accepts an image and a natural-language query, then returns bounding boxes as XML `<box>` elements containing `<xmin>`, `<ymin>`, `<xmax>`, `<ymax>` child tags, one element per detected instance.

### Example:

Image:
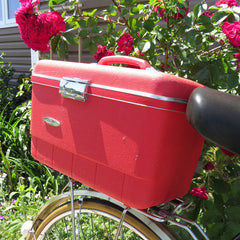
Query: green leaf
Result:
<box><xmin>227</xmin><ymin>12</ymin><xmax>240</xmax><ymax>22</ymax></box>
<box><xmin>57</xmin><ymin>39</ymin><xmax>68</xmax><ymax>60</ymax></box>
<box><xmin>178</xmin><ymin>0</ymin><xmax>189</xmax><ymax>8</ymax></box>
<box><xmin>192</xmin><ymin>63</ymin><xmax>210</xmax><ymax>84</ymax></box>
<box><xmin>221</xmin><ymin>58</ymin><xmax>229</xmax><ymax>73</ymax></box>
<box><xmin>121</xmin><ymin>9</ymin><xmax>129</xmax><ymax>16</ymax></box>
<box><xmin>63</xmin><ymin>32</ymin><xmax>79</xmax><ymax>45</ymax></box>
<box><xmin>107</xmin><ymin>22</ymin><xmax>116</xmax><ymax>34</ymax></box>
<box><xmin>225</xmin><ymin>71</ymin><xmax>239</xmax><ymax>89</ymax></box>
<box><xmin>48</xmin><ymin>0</ymin><xmax>67</xmax><ymax>7</ymax></box>
<box><xmin>199</xmin><ymin>23</ymin><xmax>214</xmax><ymax>33</ymax></box>
<box><xmin>222</xmin><ymin>222</ymin><xmax>240</xmax><ymax>239</ymax></box>
<box><xmin>233</xmin><ymin>13</ymin><xmax>240</xmax><ymax>21</ymax></box>
<box><xmin>107</xmin><ymin>4</ymin><xmax>117</xmax><ymax>16</ymax></box>
<box><xmin>206</xmin><ymin>222</ymin><xmax>225</xmax><ymax>238</ymax></box>
<box><xmin>213</xmin><ymin>178</ymin><xmax>231</xmax><ymax>194</ymax></box>
<box><xmin>88</xmin><ymin>16</ymin><xmax>98</xmax><ymax>27</ymax></box>
<box><xmin>51</xmin><ymin>35</ymin><xmax>61</xmax><ymax>53</ymax></box>
<box><xmin>83</xmin><ymin>9</ymin><xmax>97</xmax><ymax>17</ymax></box>
<box><xmin>131</xmin><ymin>6</ymin><xmax>139</xmax><ymax>15</ymax></box>
<box><xmin>89</xmin><ymin>41</ymin><xmax>98</xmax><ymax>54</ymax></box>
<box><xmin>143</xmin><ymin>19</ymin><xmax>154</xmax><ymax>32</ymax></box>
<box><xmin>120</xmin><ymin>0</ymin><xmax>136</xmax><ymax>7</ymax></box>
<box><xmin>65</xmin><ymin>16</ymin><xmax>80</xmax><ymax>30</ymax></box>
<box><xmin>211</xmin><ymin>11</ymin><xmax>229</xmax><ymax>24</ymax></box>
<box><xmin>79</xmin><ymin>29</ymin><xmax>90</xmax><ymax>38</ymax></box>
<box><xmin>195</xmin><ymin>34</ymin><xmax>203</xmax><ymax>46</ymax></box>
<box><xmin>78</xmin><ymin>19</ymin><xmax>88</xmax><ymax>28</ymax></box>
<box><xmin>225</xmin><ymin>206</ymin><xmax>240</xmax><ymax>222</ymax></box>
<box><xmin>93</xmin><ymin>35</ymin><xmax>105</xmax><ymax>45</ymax></box>
<box><xmin>193</xmin><ymin>2</ymin><xmax>208</xmax><ymax>18</ymax></box>
<box><xmin>128</xmin><ymin>17</ymin><xmax>140</xmax><ymax>31</ymax></box>
<box><xmin>91</xmin><ymin>26</ymin><xmax>103</xmax><ymax>34</ymax></box>
<box><xmin>201</xmin><ymin>206</ymin><xmax>223</xmax><ymax>223</ymax></box>
<box><xmin>209</xmin><ymin>63</ymin><xmax>219</xmax><ymax>83</ymax></box>
<box><xmin>82</xmin><ymin>38</ymin><xmax>92</xmax><ymax>48</ymax></box>
<box><xmin>185</xmin><ymin>12</ymin><xmax>194</xmax><ymax>28</ymax></box>
<box><xmin>198</xmin><ymin>15</ymin><xmax>212</xmax><ymax>24</ymax></box>
<box><xmin>186</xmin><ymin>29</ymin><xmax>199</xmax><ymax>47</ymax></box>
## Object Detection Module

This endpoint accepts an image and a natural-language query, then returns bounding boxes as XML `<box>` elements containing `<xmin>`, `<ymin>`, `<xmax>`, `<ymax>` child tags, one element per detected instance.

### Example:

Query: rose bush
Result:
<box><xmin>16</xmin><ymin>0</ymin><xmax>240</xmax><ymax>239</ymax></box>
<box><xmin>154</xmin><ymin>0</ymin><xmax>189</xmax><ymax>21</ymax></box>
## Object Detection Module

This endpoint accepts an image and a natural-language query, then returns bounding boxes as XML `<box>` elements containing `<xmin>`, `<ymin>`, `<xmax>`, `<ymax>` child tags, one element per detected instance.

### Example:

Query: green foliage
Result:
<box><xmin>0</xmin><ymin>56</ymin><xmax>34</xmax><ymax>193</ymax></box>
<box><xmin>0</xmin><ymin>54</ymin><xmax>32</xmax><ymax>119</ymax></box>
<box><xmin>0</xmin><ymin>54</ymin><xmax>15</xmax><ymax>112</ymax></box>
<box><xmin>0</xmin><ymin>57</ymin><xmax>69</xmax><ymax>239</ymax></box>
<box><xmin>52</xmin><ymin>0</ymin><xmax>240</xmax><ymax>93</ymax></box>
<box><xmin>0</xmin><ymin>176</ymin><xmax>50</xmax><ymax>240</ymax></box>
<box><xmin>0</xmin><ymin>101</ymin><xmax>68</xmax><ymax>194</ymax></box>
<box><xmin>181</xmin><ymin>145</ymin><xmax>240</xmax><ymax>240</ymax></box>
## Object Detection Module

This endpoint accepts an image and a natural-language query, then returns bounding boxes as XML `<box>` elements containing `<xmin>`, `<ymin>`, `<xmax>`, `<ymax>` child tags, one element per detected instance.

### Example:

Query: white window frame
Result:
<box><xmin>0</xmin><ymin>0</ymin><xmax>21</xmax><ymax>28</ymax></box>
<box><xmin>31</xmin><ymin>49</ymin><xmax>39</xmax><ymax>70</ymax></box>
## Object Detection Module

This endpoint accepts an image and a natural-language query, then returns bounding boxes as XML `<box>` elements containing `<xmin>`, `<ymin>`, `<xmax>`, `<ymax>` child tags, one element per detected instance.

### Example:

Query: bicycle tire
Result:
<box><xmin>33</xmin><ymin>198</ymin><xmax>177</xmax><ymax>240</ymax></box>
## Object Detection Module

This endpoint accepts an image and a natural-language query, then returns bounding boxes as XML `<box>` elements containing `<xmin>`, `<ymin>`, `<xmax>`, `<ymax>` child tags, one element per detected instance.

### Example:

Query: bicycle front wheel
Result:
<box><xmin>34</xmin><ymin>199</ymin><xmax>175</xmax><ymax>240</ymax></box>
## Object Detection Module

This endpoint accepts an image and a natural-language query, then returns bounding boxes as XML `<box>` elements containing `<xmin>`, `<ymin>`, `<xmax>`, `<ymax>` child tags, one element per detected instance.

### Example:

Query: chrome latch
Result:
<box><xmin>59</xmin><ymin>77</ymin><xmax>88</xmax><ymax>102</ymax></box>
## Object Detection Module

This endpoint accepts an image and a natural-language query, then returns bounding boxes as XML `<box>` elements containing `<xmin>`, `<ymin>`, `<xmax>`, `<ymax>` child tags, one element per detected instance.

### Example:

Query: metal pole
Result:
<box><xmin>69</xmin><ymin>177</ymin><xmax>76</xmax><ymax>239</ymax></box>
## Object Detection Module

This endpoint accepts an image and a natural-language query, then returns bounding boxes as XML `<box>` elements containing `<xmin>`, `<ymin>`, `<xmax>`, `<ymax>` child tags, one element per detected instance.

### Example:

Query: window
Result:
<box><xmin>0</xmin><ymin>0</ymin><xmax>21</xmax><ymax>27</ymax></box>
<box><xmin>0</xmin><ymin>1</ymin><xmax>3</xmax><ymax>23</ymax></box>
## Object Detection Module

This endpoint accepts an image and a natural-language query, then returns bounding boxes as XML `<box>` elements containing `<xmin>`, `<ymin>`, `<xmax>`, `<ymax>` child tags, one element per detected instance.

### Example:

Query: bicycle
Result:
<box><xmin>23</xmin><ymin>57</ymin><xmax>240</xmax><ymax>240</ymax></box>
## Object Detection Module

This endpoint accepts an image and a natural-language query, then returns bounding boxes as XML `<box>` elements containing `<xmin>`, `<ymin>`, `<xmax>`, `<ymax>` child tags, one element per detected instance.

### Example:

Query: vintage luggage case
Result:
<box><xmin>30</xmin><ymin>56</ymin><xmax>204</xmax><ymax>209</ymax></box>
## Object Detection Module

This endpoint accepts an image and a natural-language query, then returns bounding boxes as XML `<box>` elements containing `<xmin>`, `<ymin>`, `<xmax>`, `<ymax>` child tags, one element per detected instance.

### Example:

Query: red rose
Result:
<box><xmin>202</xmin><ymin>11</ymin><xmax>214</xmax><ymax>18</ymax></box>
<box><xmin>15</xmin><ymin>0</ymin><xmax>66</xmax><ymax>52</ymax></box>
<box><xmin>94</xmin><ymin>45</ymin><xmax>114</xmax><ymax>62</ymax></box>
<box><xmin>160</xmin><ymin>64</ymin><xmax>170</xmax><ymax>71</ymax></box>
<box><xmin>222</xmin><ymin>21</ymin><xmax>240</xmax><ymax>47</ymax></box>
<box><xmin>221</xmin><ymin>148</ymin><xmax>236</xmax><ymax>157</ymax></box>
<box><xmin>215</xmin><ymin>0</ymin><xmax>239</xmax><ymax>7</ymax></box>
<box><xmin>17</xmin><ymin>0</ymin><xmax>39</xmax><ymax>16</ymax></box>
<box><xmin>190</xmin><ymin>187</ymin><xmax>208</xmax><ymax>200</ymax></box>
<box><xmin>154</xmin><ymin>0</ymin><xmax>189</xmax><ymax>22</ymax></box>
<box><xmin>117</xmin><ymin>32</ymin><xmax>134</xmax><ymax>55</ymax></box>
<box><xmin>40</xmin><ymin>12</ymin><xmax>66</xmax><ymax>37</ymax></box>
<box><xmin>233</xmin><ymin>52</ymin><xmax>240</xmax><ymax>60</ymax></box>
<box><xmin>219</xmin><ymin>39</ymin><xmax>225</xmax><ymax>45</ymax></box>
<box><xmin>237</xmin><ymin>62</ymin><xmax>240</xmax><ymax>70</ymax></box>
<box><xmin>233</xmin><ymin>53</ymin><xmax>240</xmax><ymax>70</ymax></box>
<box><xmin>25</xmin><ymin>15</ymin><xmax>52</xmax><ymax>52</ymax></box>
<box><xmin>16</xmin><ymin>14</ymin><xmax>50</xmax><ymax>52</ymax></box>
<box><xmin>203</xmin><ymin>162</ymin><xmax>215</xmax><ymax>171</ymax></box>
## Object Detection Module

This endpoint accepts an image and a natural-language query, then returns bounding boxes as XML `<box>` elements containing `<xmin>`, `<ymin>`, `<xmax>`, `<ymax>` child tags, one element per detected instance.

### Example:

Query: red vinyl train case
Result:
<box><xmin>30</xmin><ymin>56</ymin><xmax>204</xmax><ymax>209</ymax></box>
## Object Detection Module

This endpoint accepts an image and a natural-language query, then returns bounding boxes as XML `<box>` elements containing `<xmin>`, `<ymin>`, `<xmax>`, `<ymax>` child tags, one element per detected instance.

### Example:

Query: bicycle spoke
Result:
<box><xmin>102</xmin><ymin>215</ymin><xmax>113</xmax><ymax>240</ymax></box>
<box><xmin>90</xmin><ymin>213</ymin><xmax>95</xmax><ymax>240</ymax></box>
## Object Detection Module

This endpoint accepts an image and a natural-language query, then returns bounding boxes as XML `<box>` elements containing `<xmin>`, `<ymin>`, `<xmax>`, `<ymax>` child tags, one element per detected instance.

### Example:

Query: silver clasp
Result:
<box><xmin>43</xmin><ymin>117</ymin><xmax>61</xmax><ymax>127</ymax></box>
<box><xmin>59</xmin><ymin>77</ymin><xmax>88</xmax><ymax>102</ymax></box>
